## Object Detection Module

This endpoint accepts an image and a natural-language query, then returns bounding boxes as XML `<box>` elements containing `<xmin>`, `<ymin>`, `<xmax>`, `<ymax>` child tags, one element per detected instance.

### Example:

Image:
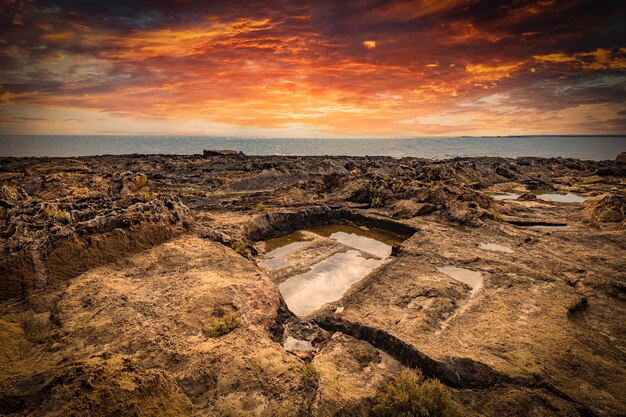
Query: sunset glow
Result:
<box><xmin>0</xmin><ymin>0</ymin><xmax>624</xmax><ymax>136</ymax></box>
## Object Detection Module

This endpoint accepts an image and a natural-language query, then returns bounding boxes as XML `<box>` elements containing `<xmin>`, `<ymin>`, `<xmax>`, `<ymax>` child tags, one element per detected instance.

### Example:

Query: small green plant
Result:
<box><xmin>142</xmin><ymin>191</ymin><xmax>156</xmax><ymax>202</ymax></box>
<box><xmin>382</xmin><ymin>175</ymin><xmax>391</xmax><ymax>182</ymax></box>
<box><xmin>119</xmin><ymin>194</ymin><xmax>132</xmax><ymax>206</ymax></box>
<box><xmin>231</xmin><ymin>240</ymin><xmax>249</xmax><ymax>256</ymax></box>
<box><xmin>44</xmin><ymin>206</ymin><xmax>68</xmax><ymax>220</ymax></box>
<box><xmin>371</xmin><ymin>197</ymin><xmax>383</xmax><ymax>208</ymax></box>
<box><xmin>301</xmin><ymin>361</ymin><xmax>320</xmax><ymax>390</ymax></box>
<box><xmin>372</xmin><ymin>368</ymin><xmax>463</xmax><ymax>417</ymax></box>
<box><xmin>255</xmin><ymin>203</ymin><xmax>269</xmax><ymax>212</ymax></box>
<box><xmin>392</xmin><ymin>182</ymin><xmax>403</xmax><ymax>192</ymax></box>
<box><xmin>22</xmin><ymin>315</ymin><xmax>47</xmax><ymax>344</ymax></box>
<box><xmin>208</xmin><ymin>313</ymin><xmax>241</xmax><ymax>337</ymax></box>
<box><xmin>428</xmin><ymin>165</ymin><xmax>442</xmax><ymax>172</ymax></box>
<box><xmin>490</xmin><ymin>208</ymin><xmax>504</xmax><ymax>223</ymax></box>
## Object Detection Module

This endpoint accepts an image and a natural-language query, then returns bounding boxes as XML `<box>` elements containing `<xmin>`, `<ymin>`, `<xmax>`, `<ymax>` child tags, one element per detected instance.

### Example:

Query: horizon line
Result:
<box><xmin>1</xmin><ymin>134</ymin><xmax>626</xmax><ymax>139</ymax></box>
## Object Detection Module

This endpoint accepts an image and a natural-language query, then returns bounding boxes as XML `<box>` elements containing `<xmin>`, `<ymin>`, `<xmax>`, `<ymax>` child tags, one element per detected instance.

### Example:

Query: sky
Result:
<box><xmin>0</xmin><ymin>0</ymin><xmax>625</xmax><ymax>137</ymax></box>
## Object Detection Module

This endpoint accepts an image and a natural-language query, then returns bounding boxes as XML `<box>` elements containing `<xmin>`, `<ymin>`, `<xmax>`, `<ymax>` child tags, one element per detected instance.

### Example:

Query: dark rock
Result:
<box><xmin>322</xmin><ymin>172</ymin><xmax>344</xmax><ymax>192</ymax></box>
<box><xmin>390</xmin><ymin>200</ymin><xmax>437</xmax><ymax>219</ymax></box>
<box><xmin>524</xmin><ymin>179</ymin><xmax>553</xmax><ymax>190</ymax></box>
<box><xmin>495</xmin><ymin>165</ymin><xmax>516</xmax><ymax>179</ymax></box>
<box><xmin>567</xmin><ymin>297</ymin><xmax>588</xmax><ymax>318</ymax></box>
<box><xmin>518</xmin><ymin>193</ymin><xmax>537</xmax><ymax>201</ymax></box>
<box><xmin>203</xmin><ymin>150</ymin><xmax>246</xmax><ymax>157</ymax></box>
<box><xmin>391</xmin><ymin>243</ymin><xmax>402</xmax><ymax>256</ymax></box>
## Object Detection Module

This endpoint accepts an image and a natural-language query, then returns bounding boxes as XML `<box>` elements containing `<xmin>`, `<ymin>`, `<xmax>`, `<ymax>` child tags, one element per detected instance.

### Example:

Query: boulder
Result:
<box><xmin>203</xmin><ymin>149</ymin><xmax>246</xmax><ymax>157</ymax></box>
<box><xmin>0</xmin><ymin>185</ymin><xmax>28</xmax><ymax>206</ymax></box>
<box><xmin>518</xmin><ymin>193</ymin><xmax>537</xmax><ymax>201</ymax></box>
<box><xmin>581</xmin><ymin>193</ymin><xmax>625</xmax><ymax>223</ymax></box>
<box><xmin>390</xmin><ymin>200</ymin><xmax>437</xmax><ymax>219</ymax></box>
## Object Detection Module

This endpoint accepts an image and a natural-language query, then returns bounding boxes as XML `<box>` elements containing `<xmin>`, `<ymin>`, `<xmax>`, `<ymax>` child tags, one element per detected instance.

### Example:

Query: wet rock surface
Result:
<box><xmin>0</xmin><ymin>154</ymin><xmax>624</xmax><ymax>416</ymax></box>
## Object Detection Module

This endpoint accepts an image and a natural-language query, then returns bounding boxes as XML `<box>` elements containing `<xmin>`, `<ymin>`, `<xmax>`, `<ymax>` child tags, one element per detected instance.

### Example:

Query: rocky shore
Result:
<box><xmin>0</xmin><ymin>153</ymin><xmax>624</xmax><ymax>416</ymax></box>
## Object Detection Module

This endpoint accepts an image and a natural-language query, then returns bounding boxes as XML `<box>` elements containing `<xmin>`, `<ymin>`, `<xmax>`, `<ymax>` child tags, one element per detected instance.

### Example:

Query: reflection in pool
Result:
<box><xmin>479</xmin><ymin>243</ymin><xmax>514</xmax><ymax>253</ymax></box>
<box><xmin>325</xmin><ymin>231</ymin><xmax>392</xmax><ymax>258</ymax></box>
<box><xmin>437</xmin><ymin>266</ymin><xmax>484</xmax><ymax>297</ymax></box>
<box><xmin>279</xmin><ymin>250</ymin><xmax>383</xmax><ymax>316</ymax></box>
<box><xmin>537</xmin><ymin>193</ymin><xmax>586</xmax><ymax>203</ymax></box>
<box><xmin>493</xmin><ymin>192</ymin><xmax>586</xmax><ymax>204</ymax></box>
<box><xmin>261</xmin><ymin>241</ymin><xmax>309</xmax><ymax>270</ymax></box>
<box><xmin>261</xmin><ymin>224</ymin><xmax>401</xmax><ymax>316</ymax></box>
<box><xmin>492</xmin><ymin>193</ymin><xmax>520</xmax><ymax>200</ymax></box>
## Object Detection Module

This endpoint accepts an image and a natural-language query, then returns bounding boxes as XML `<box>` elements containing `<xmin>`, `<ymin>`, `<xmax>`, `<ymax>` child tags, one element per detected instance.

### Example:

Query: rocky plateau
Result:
<box><xmin>0</xmin><ymin>153</ymin><xmax>625</xmax><ymax>416</ymax></box>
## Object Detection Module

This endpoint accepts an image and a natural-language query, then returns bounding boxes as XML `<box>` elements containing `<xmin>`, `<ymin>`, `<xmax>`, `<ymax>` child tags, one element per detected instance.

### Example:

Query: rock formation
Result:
<box><xmin>0</xmin><ymin>154</ymin><xmax>624</xmax><ymax>416</ymax></box>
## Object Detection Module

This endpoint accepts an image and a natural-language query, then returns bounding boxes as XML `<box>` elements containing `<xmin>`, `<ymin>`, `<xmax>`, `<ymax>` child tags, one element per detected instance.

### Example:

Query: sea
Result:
<box><xmin>0</xmin><ymin>135</ymin><xmax>624</xmax><ymax>161</ymax></box>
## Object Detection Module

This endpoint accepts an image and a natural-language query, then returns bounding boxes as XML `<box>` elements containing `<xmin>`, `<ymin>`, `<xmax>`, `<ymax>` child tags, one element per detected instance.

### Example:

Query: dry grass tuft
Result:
<box><xmin>21</xmin><ymin>315</ymin><xmax>47</xmax><ymax>344</ymax></box>
<box><xmin>142</xmin><ymin>191</ymin><xmax>156</xmax><ymax>202</ymax></box>
<box><xmin>372</xmin><ymin>368</ymin><xmax>463</xmax><ymax>417</ymax></box>
<box><xmin>44</xmin><ymin>206</ymin><xmax>68</xmax><ymax>220</ymax></box>
<box><xmin>301</xmin><ymin>362</ymin><xmax>320</xmax><ymax>390</ymax></box>
<box><xmin>208</xmin><ymin>313</ymin><xmax>241</xmax><ymax>337</ymax></box>
<box><xmin>231</xmin><ymin>240</ymin><xmax>249</xmax><ymax>256</ymax></box>
<box><xmin>371</xmin><ymin>197</ymin><xmax>384</xmax><ymax>208</ymax></box>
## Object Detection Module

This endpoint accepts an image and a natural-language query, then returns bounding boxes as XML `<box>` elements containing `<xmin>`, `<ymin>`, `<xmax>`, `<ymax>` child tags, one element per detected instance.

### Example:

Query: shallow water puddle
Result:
<box><xmin>537</xmin><ymin>193</ymin><xmax>586</xmax><ymax>203</ymax></box>
<box><xmin>261</xmin><ymin>240</ymin><xmax>309</xmax><ymax>270</ymax></box>
<box><xmin>479</xmin><ymin>243</ymin><xmax>514</xmax><ymax>253</ymax></box>
<box><xmin>308</xmin><ymin>224</ymin><xmax>400</xmax><ymax>249</ymax></box>
<box><xmin>263</xmin><ymin>224</ymin><xmax>401</xmax><ymax>316</ymax></box>
<box><xmin>492</xmin><ymin>193</ymin><xmax>520</xmax><ymax>200</ymax></box>
<box><xmin>437</xmin><ymin>266</ymin><xmax>483</xmax><ymax>296</ymax></box>
<box><xmin>264</xmin><ymin>231</ymin><xmax>309</xmax><ymax>253</ymax></box>
<box><xmin>325</xmin><ymin>231</ymin><xmax>392</xmax><ymax>258</ymax></box>
<box><xmin>527</xmin><ymin>224</ymin><xmax>569</xmax><ymax>229</ymax></box>
<box><xmin>279</xmin><ymin>250</ymin><xmax>383</xmax><ymax>316</ymax></box>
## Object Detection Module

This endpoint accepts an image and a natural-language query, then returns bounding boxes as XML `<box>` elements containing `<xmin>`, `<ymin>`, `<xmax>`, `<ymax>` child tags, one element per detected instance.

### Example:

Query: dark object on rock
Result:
<box><xmin>518</xmin><ymin>193</ymin><xmax>537</xmax><ymax>201</ymax></box>
<box><xmin>616</xmin><ymin>152</ymin><xmax>626</xmax><ymax>164</ymax></box>
<box><xmin>391</xmin><ymin>243</ymin><xmax>402</xmax><ymax>256</ymax></box>
<box><xmin>203</xmin><ymin>150</ymin><xmax>246</xmax><ymax>157</ymax></box>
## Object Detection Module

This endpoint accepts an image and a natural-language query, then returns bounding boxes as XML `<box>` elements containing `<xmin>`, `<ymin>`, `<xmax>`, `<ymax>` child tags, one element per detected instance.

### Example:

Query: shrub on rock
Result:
<box><xmin>372</xmin><ymin>368</ymin><xmax>463</xmax><ymax>417</ymax></box>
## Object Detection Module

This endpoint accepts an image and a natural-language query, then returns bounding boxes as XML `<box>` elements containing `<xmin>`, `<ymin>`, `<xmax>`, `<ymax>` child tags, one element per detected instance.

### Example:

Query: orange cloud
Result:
<box><xmin>534</xmin><ymin>48</ymin><xmax>626</xmax><ymax>70</ymax></box>
<box><xmin>363</xmin><ymin>40</ymin><xmax>377</xmax><ymax>49</ymax></box>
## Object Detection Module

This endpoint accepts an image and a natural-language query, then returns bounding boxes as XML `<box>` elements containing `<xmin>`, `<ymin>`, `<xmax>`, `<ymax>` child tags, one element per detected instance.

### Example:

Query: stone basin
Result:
<box><xmin>259</xmin><ymin>224</ymin><xmax>402</xmax><ymax>316</ymax></box>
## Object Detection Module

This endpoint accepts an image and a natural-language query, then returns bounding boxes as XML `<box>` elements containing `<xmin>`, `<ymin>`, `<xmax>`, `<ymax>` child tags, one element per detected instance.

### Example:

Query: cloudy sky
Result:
<box><xmin>0</xmin><ymin>0</ymin><xmax>625</xmax><ymax>136</ymax></box>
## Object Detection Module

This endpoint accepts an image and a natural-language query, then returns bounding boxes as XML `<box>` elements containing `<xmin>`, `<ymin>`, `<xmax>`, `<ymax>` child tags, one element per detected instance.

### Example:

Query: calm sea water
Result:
<box><xmin>0</xmin><ymin>135</ymin><xmax>624</xmax><ymax>161</ymax></box>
